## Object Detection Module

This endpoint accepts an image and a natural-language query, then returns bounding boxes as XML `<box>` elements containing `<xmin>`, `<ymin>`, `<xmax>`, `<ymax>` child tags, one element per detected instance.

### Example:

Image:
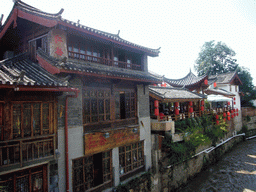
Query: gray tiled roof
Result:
<box><xmin>149</xmin><ymin>86</ymin><xmax>206</xmax><ymax>100</ymax></box>
<box><xmin>0</xmin><ymin>53</ymin><xmax>67</xmax><ymax>87</ymax></box>
<box><xmin>164</xmin><ymin>71</ymin><xmax>207</xmax><ymax>87</ymax></box>
<box><xmin>37</xmin><ymin>49</ymin><xmax>160</xmax><ymax>83</ymax></box>
<box><xmin>1</xmin><ymin>1</ymin><xmax>160</xmax><ymax>56</ymax></box>
<box><xmin>204</xmin><ymin>88</ymin><xmax>235</xmax><ymax>97</ymax></box>
<box><xmin>208</xmin><ymin>71</ymin><xmax>237</xmax><ymax>84</ymax></box>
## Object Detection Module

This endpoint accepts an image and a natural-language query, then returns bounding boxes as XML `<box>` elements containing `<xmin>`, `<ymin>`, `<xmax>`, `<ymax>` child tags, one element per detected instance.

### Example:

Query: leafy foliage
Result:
<box><xmin>237</xmin><ymin>67</ymin><xmax>256</xmax><ymax>107</ymax></box>
<box><xmin>194</xmin><ymin>41</ymin><xmax>238</xmax><ymax>76</ymax></box>
<box><xmin>163</xmin><ymin>115</ymin><xmax>227</xmax><ymax>165</ymax></box>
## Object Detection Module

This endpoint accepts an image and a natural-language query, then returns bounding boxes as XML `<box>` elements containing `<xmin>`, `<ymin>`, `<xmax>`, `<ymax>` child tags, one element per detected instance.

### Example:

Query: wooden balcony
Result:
<box><xmin>68</xmin><ymin>51</ymin><xmax>142</xmax><ymax>71</ymax></box>
<box><xmin>0</xmin><ymin>135</ymin><xmax>55</xmax><ymax>172</ymax></box>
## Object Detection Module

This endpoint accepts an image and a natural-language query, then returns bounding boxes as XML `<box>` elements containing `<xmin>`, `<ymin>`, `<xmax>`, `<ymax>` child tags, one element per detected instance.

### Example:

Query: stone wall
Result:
<box><xmin>151</xmin><ymin>134</ymin><xmax>244</xmax><ymax>191</ymax></box>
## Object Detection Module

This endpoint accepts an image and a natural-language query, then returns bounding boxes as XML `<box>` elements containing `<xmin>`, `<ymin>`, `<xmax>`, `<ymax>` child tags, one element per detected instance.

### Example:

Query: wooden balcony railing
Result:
<box><xmin>68</xmin><ymin>51</ymin><xmax>142</xmax><ymax>71</ymax></box>
<box><xmin>0</xmin><ymin>135</ymin><xmax>55</xmax><ymax>168</ymax></box>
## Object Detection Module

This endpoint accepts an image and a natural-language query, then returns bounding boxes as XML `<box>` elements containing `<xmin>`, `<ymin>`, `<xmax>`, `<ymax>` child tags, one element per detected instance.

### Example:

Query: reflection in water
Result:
<box><xmin>178</xmin><ymin>139</ymin><xmax>256</xmax><ymax>192</ymax></box>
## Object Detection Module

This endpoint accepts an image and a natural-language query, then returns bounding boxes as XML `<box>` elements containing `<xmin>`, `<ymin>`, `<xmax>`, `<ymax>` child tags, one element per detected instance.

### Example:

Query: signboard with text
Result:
<box><xmin>84</xmin><ymin>126</ymin><xmax>140</xmax><ymax>156</ymax></box>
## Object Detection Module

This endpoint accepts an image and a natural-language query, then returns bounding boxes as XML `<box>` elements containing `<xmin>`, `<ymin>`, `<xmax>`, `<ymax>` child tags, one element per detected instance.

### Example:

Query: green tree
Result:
<box><xmin>194</xmin><ymin>41</ymin><xmax>238</xmax><ymax>76</ymax></box>
<box><xmin>238</xmin><ymin>67</ymin><xmax>256</xmax><ymax>107</ymax></box>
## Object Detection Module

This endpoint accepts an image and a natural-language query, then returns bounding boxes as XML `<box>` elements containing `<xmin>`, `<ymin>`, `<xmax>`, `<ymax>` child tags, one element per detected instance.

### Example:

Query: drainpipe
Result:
<box><xmin>65</xmin><ymin>90</ymin><xmax>79</xmax><ymax>192</ymax></box>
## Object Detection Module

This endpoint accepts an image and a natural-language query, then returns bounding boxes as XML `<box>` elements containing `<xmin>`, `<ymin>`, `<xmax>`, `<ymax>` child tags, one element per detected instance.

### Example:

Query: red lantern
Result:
<box><xmin>214</xmin><ymin>82</ymin><xmax>217</xmax><ymax>87</ymax></box>
<box><xmin>227</xmin><ymin>112</ymin><xmax>230</xmax><ymax>116</ymax></box>
<box><xmin>227</xmin><ymin>101</ymin><xmax>230</xmax><ymax>106</ymax></box>
<box><xmin>154</xmin><ymin>100</ymin><xmax>159</xmax><ymax>108</ymax></box>
<box><xmin>189</xmin><ymin>107</ymin><xmax>193</xmax><ymax>113</ymax></box>
<box><xmin>189</xmin><ymin>101</ymin><xmax>193</xmax><ymax>106</ymax></box>
<box><xmin>201</xmin><ymin>100</ymin><xmax>204</xmax><ymax>106</ymax></box>
<box><xmin>175</xmin><ymin>108</ymin><xmax>179</xmax><ymax>115</ymax></box>
<box><xmin>231</xmin><ymin>115</ymin><xmax>234</xmax><ymax>118</ymax></box>
<box><xmin>216</xmin><ymin>120</ymin><xmax>219</xmax><ymax>125</ymax></box>
<box><xmin>216</xmin><ymin>115</ymin><xmax>219</xmax><ymax>120</ymax></box>
<box><xmin>236</xmin><ymin>108</ymin><xmax>238</xmax><ymax>112</ymax></box>
<box><xmin>154</xmin><ymin>108</ymin><xmax>159</xmax><ymax>116</ymax></box>
<box><xmin>223</xmin><ymin>118</ymin><xmax>226</xmax><ymax>121</ymax></box>
<box><xmin>227</xmin><ymin>116</ymin><xmax>231</xmax><ymax>121</ymax></box>
<box><xmin>234</xmin><ymin>102</ymin><xmax>236</xmax><ymax>105</ymax></box>
<box><xmin>237</xmin><ymin>113</ymin><xmax>239</xmax><ymax>116</ymax></box>
<box><xmin>161</xmin><ymin>82</ymin><xmax>167</xmax><ymax>87</ymax></box>
<box><xmin>204</xmin><ymin>79</ymin><xmax>208</xmax><ymax>85</ymax></box>
<box><xmin>175</xmin><ymin>102</ymin><xmax>179</xmax><ymax>107</ymax></box>
<box><xmin>201</xmin><ymin>106</ymin><xmax>204</xmax><ymax>111</ymax></box>
<box><xmin>223</xmin><ymin>113</ymin><xmax>226</xmax><ymax>117</ymax></box>
<box><xmin>153</xmin><ymin>84</ymin><xmax>157</xmax><ymax>86</ymax></box>
<box><xmin>231</xmin><ymin>110</ymin><xmax>233</xmax><ymax>113</ymax></box>
<box><xmin>233</xmin><ymin>97</ymin><xmax>236</xmax><ymax>101</ymax></box>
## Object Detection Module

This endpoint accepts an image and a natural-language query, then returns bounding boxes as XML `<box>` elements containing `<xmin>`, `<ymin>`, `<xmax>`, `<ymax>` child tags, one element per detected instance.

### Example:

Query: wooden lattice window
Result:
<box><xmin>83</xmin><ymin>88</ymin><xmax>111</xmax><ymax>124</ymax></box>
<box><xmin>73</xmin><ymin>151</ymin><xmax>112</xmax><ymax>191</ymax></box>
<box><xmin>115</xmin><ymin>90</ymin><xmax>136</xmax><ymax>120</ymax></box>
<box><xmin>119</xmin><ymin>141</ymin><xmax>144</xmax><ymax>175</ymax></box>
<box><xmin>0</xmin><ymin>164</ymin><xmax>47</xmax><ymax>192</ymax></box>
<box><xmin>12</xmin><ymin>102</ymin><xmax>53</xmax><ymax>139</ymax></box>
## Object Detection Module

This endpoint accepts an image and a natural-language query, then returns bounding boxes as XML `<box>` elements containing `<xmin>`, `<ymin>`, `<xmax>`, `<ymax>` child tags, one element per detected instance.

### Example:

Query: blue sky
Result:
<box><xmin>1</xmin><ymin>0</ymin><xmax>256</xmax><ymax>83</ymax></box>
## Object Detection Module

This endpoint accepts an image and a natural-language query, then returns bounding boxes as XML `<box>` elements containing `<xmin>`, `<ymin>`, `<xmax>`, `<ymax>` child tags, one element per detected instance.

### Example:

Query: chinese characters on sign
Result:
<box><xmin>54</xmin><ymin>35</ymin><xmax>63</xmax><ymax>56</ymax></box>
<box><xmin>84</xmin><ymin>127</ymin><xmax>140</xmax><ymax>155</ymax></box>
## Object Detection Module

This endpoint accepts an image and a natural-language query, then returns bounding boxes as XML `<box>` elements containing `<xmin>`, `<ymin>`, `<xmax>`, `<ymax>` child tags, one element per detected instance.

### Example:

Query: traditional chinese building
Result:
<box><xmin>0</xmin><ymin>1</ymin><xmax>160</xmax><ymax>191</ymax></box>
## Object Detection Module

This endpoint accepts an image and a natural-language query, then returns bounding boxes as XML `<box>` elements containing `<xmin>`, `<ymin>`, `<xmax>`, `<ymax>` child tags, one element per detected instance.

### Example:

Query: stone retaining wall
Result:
<box><xmin>152</xmin><ymin>134</ymin><xmax>244</xmax><ymax>191</ymax></box>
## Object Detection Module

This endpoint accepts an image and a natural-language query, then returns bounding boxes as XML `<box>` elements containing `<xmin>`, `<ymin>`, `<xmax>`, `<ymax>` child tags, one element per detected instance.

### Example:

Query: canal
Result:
<box><xmin>178</xmin><ymin>138</ymin><xmax>256</xmax><ymax>192</ymax></box>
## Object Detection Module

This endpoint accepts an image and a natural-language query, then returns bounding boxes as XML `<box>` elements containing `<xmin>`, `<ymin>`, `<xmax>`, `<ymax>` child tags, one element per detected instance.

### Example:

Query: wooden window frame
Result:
<box><xmin>72</xmin><ymin>150</ymin><xmax>112</xmax><ymax>191</ymax></box>
<box><xmin>115</xmin><ymin>90</ymin><xmax>136</xmax><ymax>120</ymax></box>
<box><xmin>67</xmin><ymin>36</ymin><xmax>142</xmax><ymax>71</ymax></box>
<box><xmin>10</xmin><ymin>101</ymin><xmax>54</xmax><ymax>140</ymax></box>
<box><xmin>119</xmin><ymin>141</ymin><xmax>144</xmax><ymax>177</ymax></box>
<box><xmin>0</xmin><ymin>164</ymin><xmax>48</xmax><ymax>192</ymax></box>
<box><xmin>83</xmin><ymin>88</ymin><xmax>111</xmax><ymax>124</ymax></box>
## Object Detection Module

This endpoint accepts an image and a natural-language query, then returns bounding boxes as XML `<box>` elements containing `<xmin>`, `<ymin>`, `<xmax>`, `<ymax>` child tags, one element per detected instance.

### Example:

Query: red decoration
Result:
<box><xmin>154</xmin><ymin>108</ymin><xmax>159</xmax><ymax>116</ymax></box>
<box><xmin>227</xmin><ymin>112</ymin><xmax>230</xmax><ymax>116</ymax></box>
<box><xmin>189</xmin><ymin>107</ymin><xmax>193</xmax><ymax>113</ymax></box>
<box><xmin>161</xmin><ymin>82</ymin><xmax>167</xmax><ymax>87</ymax></box>
<box><xmin>223</xmin><ymin>118</ymin><xmax>226</xmax><ymax>121</ymax></box>
<box><xmin>153</xmin><ymin>84</ymin><xmax>157</xmax><ymax>86</ymax></box>
<box><xmin>233</xmin><ymin>97</ymin><xmax>236</xmax><ymax>101</ymax></box>
<box><xmin>231</xmin><ymin>110</ymin><xmax>233</xmax><ymax>114</ymax></box>
<box><xmin>175</xmin><ymin>109</ymin><xmax>179</xmax><ymax>115</ymax></box>
<box><xmin>236</xmin><ymin>108</ymin><xmax>238</xmax><ymax>112</ymax></box>
<box><xmin>214</xmin><ymin>82</ymin><xmax>217</xmax><ymax>87</ymax></box>
<box><xmin>216</xmin><ymin>115</ymin><xmax>219</xmax><ymax>120</ymax></box>
<box><xmin>234</xmin><ymin>102</ymin><xmax>236</xmax><ymax>105</ymax></box>
<box><xmin>54</xmin><ymin>35</ymin><xmax>63</xmax><ymax>44</ymax></box>
<box><xmin>201</xmin><ymin>106</ymin><xmax>204</xmax><ymax>111</ymax></box>
<box><xmin>55</xmin><ymin>47</ymin><xmax>63</xmax><ymax>56</ymax></box>
<box><xmin>189</xmin><ymin>101</ymin><xmax>193</xmax><ymax>106</ymax></box>
<box><xmin>216</xmin><ymin>120</ymin><xmax>219</xmax><ymax>125</ymax></box>
<box><xmin>237</xmin><ymin>113</ymin><xmax>239</xmax><ymax>116</ymax></box>
<box><xmin>201</xmin><ymin>100</ymin><xmax>204</xmax><ymax>106</ymax></box>
<box><xmin>175</xmin><ymin>102</ymin><xmax>179</xmax><ymax>107</ymax></box>
<box><xmin>231</xmin><ymin>115</ymin><xmax>234</xmax><ymax>118</ymax></box>
<box><xmin>227</xmin><ymin>116</ymin><xmax>231</xmax><ymax>121</ymax></box>
<box><xmin>227</xmin><ymin>101</ymin><xmax>230</xmax><ymax>106</ymax></box>
<box><xmin>204</xmin><ymin>79</ymin><xmax>208</xmax><ymax>85</ymax></box>
<box><xmin>154</xmin><ymin>100</ymin><xmax>159</xmax><ymax>108</ymax></box>
<box><xmin>223</xmin><ymin>113</ymin><xmax>226</xmax><ymax>117</ymax></box>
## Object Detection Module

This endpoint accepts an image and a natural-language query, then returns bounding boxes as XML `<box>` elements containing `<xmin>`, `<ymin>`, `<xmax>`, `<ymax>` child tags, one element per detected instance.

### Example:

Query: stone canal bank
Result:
<box><xmin>177</xmin><ymin>137</ymin><xmax>256</xmax><ymax>192</ymax></box>
<box><xmin>151</xmin><ymin>134</ymin><xmax>247</xmax><ymax>191</ymax></box>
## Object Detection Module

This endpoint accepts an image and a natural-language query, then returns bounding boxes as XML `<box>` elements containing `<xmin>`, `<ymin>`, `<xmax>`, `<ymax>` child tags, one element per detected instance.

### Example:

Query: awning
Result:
<box><xmin>207</xmin><ymin>95</ymin><xmax>232</xmax><ymax>102</ymax></box>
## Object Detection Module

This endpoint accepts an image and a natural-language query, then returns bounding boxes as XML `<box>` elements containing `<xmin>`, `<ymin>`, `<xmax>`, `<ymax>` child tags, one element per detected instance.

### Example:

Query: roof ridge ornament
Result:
<box><xmin>0</xmin><ymin>14</ymin><xmax>3</xmax><ymax>26</ymax></box>
<box><xmin>117</xmin><ymin>30</ymin><xmax>120</xmax><ymax>37</ymax></box>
